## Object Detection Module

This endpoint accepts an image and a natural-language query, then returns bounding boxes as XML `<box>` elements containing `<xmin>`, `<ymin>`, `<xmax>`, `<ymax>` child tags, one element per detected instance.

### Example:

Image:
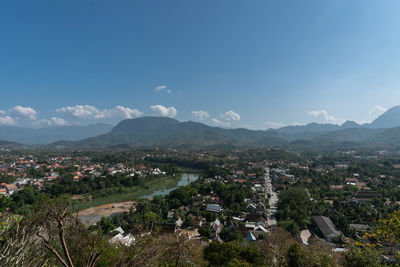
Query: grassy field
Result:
<box><xmin>74</xmin><ymin>174</ymin><xmax>182</xmax><ymax>211</ymax></box>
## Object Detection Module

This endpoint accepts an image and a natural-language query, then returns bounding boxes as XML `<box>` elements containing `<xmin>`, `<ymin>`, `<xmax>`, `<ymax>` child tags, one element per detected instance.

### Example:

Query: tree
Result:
<box><xmin>344</xmin><ymin>244</ymin><xmax>380</xmax><ymax>267</ymax></box>
<box><xmin>219</xmin><ymin>227</ymin><xmax>243</xmax><ymax>242</ymax></box>
<box><xmin>199</xmin><ymin>223</ymin><xmax>212</xmax><ymax>239</ymax></box>
<box><xmin>277</xmin><ymin>186</ymin><xmax>311</xmax><ymax>231</ymax></box>
<box><xmin>37</xmin><ymin>200</ymin><xmax>103</xmax><ymax>267</ymax></box>
<box><xmin>0</xmin><ymin>213</ymin><xmax>47</xmax><ymax>266</ymax></box>
<box><xmin>203</xmin><ymin>242</ymin><xmax>263</xmax><ymax>266</ymax></box>
<box><xmin>375</xmin><ymin>210</ymin><xmax>400</xmax><ymax>245</ymax></box>
<box><xmin>286</xmin><ymin>243</ymin><xmax>306</xmax><ymax>267</ymax></box>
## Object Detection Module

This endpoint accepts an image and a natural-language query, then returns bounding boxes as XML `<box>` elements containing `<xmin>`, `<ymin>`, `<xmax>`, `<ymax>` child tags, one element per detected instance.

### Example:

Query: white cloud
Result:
<box><xmin>264</xmin><ymin>121</ymin><xmax>304</xmax><ymax>129</ymax></box>
<box><xmin>9</xmin><ymin>106</ymin><xmax>37</xmax><ymax>120</ymax></box>
<box><xmin>95</xmin><ymin>106</ymin><xmax>143</xmax><ymax>119</ymax></box>
<box><xmin>0</xmin><ymin>110</ymin><xmax>5</xmax><ymax>115</ymax></box>
<box><xmin>56</xmin><ymin>105</ymin><xmax>100</xmax><ymax>118</ymax></box>
<box><xmin>150</xmin><ymin>105</ymin><xmax>177</xmax><ymax>118</ymax></box>
<box><xmin>192</xmin><ymin>110</ymin><xmax>210</xmax><ymax>121</ymax></box>
<box><xmin>220</xmin><ymin>110</ymin><xmax>240</xmax><ymax>121</ymax></box>
<box><xmin>265</xmin><ymin>121</ymin><xmax>286</xmax><ymax>129</ymax></box>
<box><xmin>0</xmin><ymin>116</ymin><xmax>16</xmax><ymax>126</ymax></box>
<box><xmin>369</xmin><ymin>105</ymin><xmax>387</xmax><ymax>116</ymax></box>
<box><xmin>35</xmin><ymin>117</ymin><xmax>68</xmax><ymax>127</ymax></box>
<box><xmin>307</xmin><ymin>110</ymin><xmax>343</xmax><ymax>124</ymax></box>
<box><xmin>154</xmin><ymin>85</ymin><xmax>171</xmax><ymax>93</ymax></box>
<box><xmin>211</xmin><ymin>118</ymin><xmax>231</xmax><ymax>128</ymax></box>
<box><xmin>57</xmin><ymin>105</ymin><xmax>143</xmax><ymax>120</ymax></box>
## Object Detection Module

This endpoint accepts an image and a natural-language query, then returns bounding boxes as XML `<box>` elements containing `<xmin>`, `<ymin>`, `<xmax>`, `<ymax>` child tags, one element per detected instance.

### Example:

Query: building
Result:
<box><xmin>206</xmin><ymin>204</ymin><xmax>222</xmax><ymax>213</ymax></box>
<box><xmin>312</xmin><ymin>216</ymin><xmax>342</xmax><ymax>242</ymax></box>
<box><xmin>353</xmin><ymin>191</ymin><xmax>380</xmax><ymax>203</ymax></box>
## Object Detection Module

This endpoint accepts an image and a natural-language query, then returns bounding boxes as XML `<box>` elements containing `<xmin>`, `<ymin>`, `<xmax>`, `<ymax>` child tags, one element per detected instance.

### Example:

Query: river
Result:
<box><xmin>140</xmin><ymin>173</ymin><xmax>199</xmax><ymax>199</ymax></box>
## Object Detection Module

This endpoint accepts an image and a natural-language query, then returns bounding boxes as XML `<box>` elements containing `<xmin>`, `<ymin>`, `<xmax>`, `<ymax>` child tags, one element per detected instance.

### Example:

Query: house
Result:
<box><xmin>177</xmin><ymin>205</ymin><xmax>190</xmax><ymax>216</ymax></box>
<box><xmin>175</xmin><ymin>218</ymin><xmax>183</xmax><ymax>228</ymax></box>
<box><xmin>349</xmin><ymin>224</ymin><xmax>370</xmax><ymax>233</ymax></box>
<box><xmin>211</xmin><ymin>219</ymin><xmax>223</xmax><ymax>234</ymax></box>
<box><xmin>312</xmin><ymin>216</ymin><xmax>342</xmax><ymax>242</ymax></box>
<box><xmin>226</xmin><ymin>218</ymin><xmax>239</xmax><ymax>229</ymax></box>
<box><xmin>178</xmin><ymin>229</ymin><xmax>200</xmax><ymax>240</ymax></box>
<box><xmin>246</xmin><ymin>232</ymin><xmax>257</xmax><ymax>242</ymax></box>
<box><xmin>256</xmin><ymin>202</ymin><xmax>266</xmax><ymax>215</ymax></box>
<box><xmin>110</xmin><ymin>233</ymin><xmax>135</xmax><ymax>247</ymax></box>
<box><xmin>353</xmin><ymin>191</ymin><xmax>380</xmax><ymax>203</ymax></box>
<box><xmin>345</xmin><ymin>178</ymin><xmax>358</xmax><ymax>184</ymax></box>
<box><xmin>246</xmin><ymin>204</ymin><xmax>257</xmax><ymax>213</ymax></box>
<box><xmin>188</xmin><ymin>214</ymin><xmax>205</xmax><ymax>227</ymax></box>
<box><xmin>245</xmin><ymin>213</ymin><xmax>264</xmax><ymax>222</ymax></box>
<box><xmin>211</xmin><ymin>232</ymin><xmax>222</xmax><ymax>242</ymax></box>
<box><xmin>1</xmin><ymin>183</ymin><xmax>18</xmax><ymax>195</ymax></box>
<box><xmin>109</xmin><ymin>227</ymin><xmax>135</xmax><ymax>247</ymax></box>
<box><xmin>253</xmin><ymin>225</ymin><xmax>268</xmax><ymax>236</ymax></box>
<box><xmin>112</xmin><ymin>227</ymin><xmax>125</xmax><ymax>235</ymax></box>
<box><xmin>206</xmin><ymin>204</ymin><xmax>222</xmax><ymax>213</ymax></box>
<box><xmin>330</xmin><ymin>185</ymin><xmax>344</xmax><ymax>191</ymax></box>
<box><xmin>167</xmin><ymin>211</ymin><xmax>175</xmax><ymax>219</ymax></box>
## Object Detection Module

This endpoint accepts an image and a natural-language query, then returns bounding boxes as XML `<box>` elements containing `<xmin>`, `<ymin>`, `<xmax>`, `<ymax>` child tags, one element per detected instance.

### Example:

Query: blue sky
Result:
<box><xmin>1</xmin><ymin>0</ymin><xmax>400</xmax><ymax>129</ymax></box>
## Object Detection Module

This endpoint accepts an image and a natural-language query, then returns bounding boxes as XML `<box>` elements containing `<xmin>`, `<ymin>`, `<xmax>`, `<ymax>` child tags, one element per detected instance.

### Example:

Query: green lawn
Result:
<box><xmin>73</xmin><ymin>174</ymin><xmax>182</xmax><ymax>211</ymax></box>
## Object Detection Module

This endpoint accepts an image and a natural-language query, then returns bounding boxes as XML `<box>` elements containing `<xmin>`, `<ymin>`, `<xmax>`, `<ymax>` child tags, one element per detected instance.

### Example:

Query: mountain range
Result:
<box><xmin>0</xmin><ymin>123</ymin><xmax>113</xmax><ymax>145</ymax></box>
<box><xmin>2</xmin><ymin>105</ymin><xmax>400</xmax><ymax>151</ymax></box>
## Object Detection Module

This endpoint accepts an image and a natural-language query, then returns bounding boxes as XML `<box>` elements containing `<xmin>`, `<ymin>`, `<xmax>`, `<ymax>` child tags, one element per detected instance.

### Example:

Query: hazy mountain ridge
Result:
<box><xmin>3</xmin><ymin>105</ymin><xmax>400</xmax><ymax>150</ymax></box>
<box><xmin>50</xmin><ymin>111</ymin><xmax>400</xmax><ymax>151</ymax></box>
<box><xmin>0</xmin><ymin>140</ymin><xmax>23</xmax><ymax>148</ymax></box>
<box><xmin>0</xmin><ymin>123</ymin><xmax>114</xmax><ymax>145</ymax></box>
<box><xmin>52</xmin><ymin>118</ymin><xmax>287</xmax><ymax>149</ymax></box>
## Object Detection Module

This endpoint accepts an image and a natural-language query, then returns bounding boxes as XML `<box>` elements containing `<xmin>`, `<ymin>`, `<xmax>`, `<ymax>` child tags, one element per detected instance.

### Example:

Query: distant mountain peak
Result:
<box><xmin>340</xmin><ymin>120</ymin><xmax>360</xmax><ymax>129</ymax></box>
<box><xmin>277</xmin><ymin>122</ymin><xmax>340</xmax><ymax>134</ymax></box>
<box><xmin>369</xmin><ymin>105</ymin><xmax>400</xmax><ymax>129</ymax></box>
<box><xmin>111</xmin><ymin>116</ymin><xmax>180</xmax><ymax>134</ymax></box>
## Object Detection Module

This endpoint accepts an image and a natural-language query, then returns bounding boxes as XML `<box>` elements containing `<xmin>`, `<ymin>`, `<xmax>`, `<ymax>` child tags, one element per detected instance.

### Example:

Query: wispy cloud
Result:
<box><xmin>307</xmin><ymin>110</ymin><xmax>343</xmax><ymax>124</ymax></box>
<box><xmin>265</xmin><ymin>121</ymin><xmax>286</xmax><ymax>129</ymax></box>
<box><xmin>9</xmin><ymin>106</ymin><xmax>37</xmax><ymax>120</ymax></box>
<box><xmin>0</xmin><ymin>116</ymin><xmax>16</xmax><ymax>126</ymax></box>
<box><xmin>35</xmin><ymin>117</ymin><xmax>68</xmax><ymax>127</ymax></box>
<box><xmin>220</xmin><ymin>110</ymin><xmax>240</xmax><ymax>121</ymax></box>
<box><xmin>150</xmin><ymin>105</ymin><xmax>177</xmax><ymax>117</ymax></box>
<box><xmin>0</xmin><ymin>106</ymin><xmax>37</xmax><ymax>126</ymax></box>
<box><xmin>56</xmin><ymin>105</ymin><xmax>143</xmax><ymax>120</ymax></box>
<box><xmin>56</xmin><ymin>105</ymin><xmax>100</xmax><ymax>118</ymax></box>
<box><xmin>154</xmin><ymin>85</ymin><xmax>171</xmax><ymax>94</ymax></box>
<box><xmin>192</xmin><ymin>110</ymin><xmax>210</xmax><ymax>121</ymax></box>
<box><xmin>95</xmin><ymin>106</ymin><xmax>143</xmax><ymax>119</ymax></box>
<box><xmin>369</xmin><ymin>105</ymin><xmax>387</xmax><ymax>116</ymax></box>
<box><xmin>211</xmin><ymin>118</ymin><xmax>231</xmax><ymax>128</ymax></box>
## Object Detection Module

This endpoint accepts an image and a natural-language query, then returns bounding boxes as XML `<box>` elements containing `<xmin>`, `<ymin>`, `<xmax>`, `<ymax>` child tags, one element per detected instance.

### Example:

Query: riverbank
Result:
<box><xmin>77</xmin><ymin>201</ymin><xmax>136</xmax><ymax>227</ymax></box>
<box><xmin>73</xmin><ymin>174</ymin><xmax>182</xmax><ymax>211</ymax></box>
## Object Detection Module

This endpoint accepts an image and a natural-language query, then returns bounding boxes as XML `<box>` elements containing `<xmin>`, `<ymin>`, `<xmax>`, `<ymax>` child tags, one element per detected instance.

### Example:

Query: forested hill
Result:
<box><xmin>51</xmin><ymin>116</ymin><xmax>400</xmax><ymax>151</ymax></box>
<box><xmin>0</xmin><ymin>123</ymin><xmax>114</xmax><ymax>145</ymax></box>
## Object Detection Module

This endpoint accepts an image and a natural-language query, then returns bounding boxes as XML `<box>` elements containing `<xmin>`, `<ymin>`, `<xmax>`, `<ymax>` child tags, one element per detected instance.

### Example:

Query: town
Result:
<box><xmin>1</xmin><ymin>148</ymin><xmax>399</xmax><ymax>266</ymax></box>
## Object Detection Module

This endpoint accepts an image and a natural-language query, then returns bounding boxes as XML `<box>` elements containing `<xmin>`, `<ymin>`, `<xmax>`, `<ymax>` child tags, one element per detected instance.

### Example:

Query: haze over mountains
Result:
<box><xmin>0</xmin><ymin>123</ymin><xmax>113</xmax><ymax>145</ymax></box>
<box><xmin>2</xmin><ymin>105</ymin><xmax>400</xmax><ymax>151</ymax></box>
